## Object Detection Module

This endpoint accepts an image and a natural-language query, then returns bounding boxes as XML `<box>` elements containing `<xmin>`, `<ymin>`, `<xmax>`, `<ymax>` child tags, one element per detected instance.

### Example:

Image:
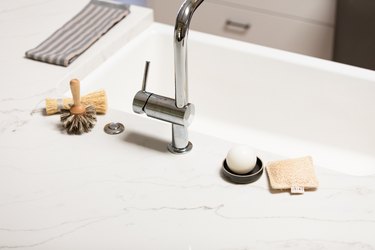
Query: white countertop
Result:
<box><xmin>1</xmin><ymin>1</ymin><xmax>375</xmax><ymax>249</ymax></box>
<box><xmin>0</xmin><ymin>0</ymin><xmax>152</xmax><ymax>129</ymax></box>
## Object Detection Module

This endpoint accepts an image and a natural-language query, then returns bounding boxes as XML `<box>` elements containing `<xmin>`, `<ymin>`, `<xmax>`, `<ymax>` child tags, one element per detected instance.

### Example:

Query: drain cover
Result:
<box><xmin>104</xmin><ymin>122</ymin><xmax>125</xmax><ymax>135</ymax></box>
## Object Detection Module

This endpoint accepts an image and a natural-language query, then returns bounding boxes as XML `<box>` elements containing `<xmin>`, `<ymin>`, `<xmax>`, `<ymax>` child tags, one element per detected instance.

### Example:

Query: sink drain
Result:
<box><xmin>104</xmin><ymin>122</ymin><xmax>125</xmax><ymax>135</ymax></box>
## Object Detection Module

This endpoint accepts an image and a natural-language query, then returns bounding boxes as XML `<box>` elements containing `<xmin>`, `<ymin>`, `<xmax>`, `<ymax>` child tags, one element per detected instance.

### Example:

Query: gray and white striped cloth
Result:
<box><xmin>25</xmin><ymin>0</ymin><xmax>130</xmax><ymax>67</ymax></box>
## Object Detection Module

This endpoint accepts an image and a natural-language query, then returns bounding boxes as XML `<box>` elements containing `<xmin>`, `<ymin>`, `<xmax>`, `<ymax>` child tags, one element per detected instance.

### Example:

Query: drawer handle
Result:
<box><xmin>225</xmin><ymin>20</ymin><xmax>251</xmax><ymax>31</ymax></box>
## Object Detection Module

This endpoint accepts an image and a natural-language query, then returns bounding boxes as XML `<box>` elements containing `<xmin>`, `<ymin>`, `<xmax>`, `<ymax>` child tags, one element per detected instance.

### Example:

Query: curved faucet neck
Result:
<box><xmin>174</xmin><ymin>0</ymin><xmax>204</xmax><ymax>108</ymax></box>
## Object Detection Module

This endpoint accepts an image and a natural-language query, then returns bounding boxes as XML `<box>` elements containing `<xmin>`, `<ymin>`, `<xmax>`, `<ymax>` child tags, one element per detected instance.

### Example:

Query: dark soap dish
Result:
<box><xmin>222</xmin><ymin>157</ymin><xmax>264</xmax><ymax>184</ymax></box>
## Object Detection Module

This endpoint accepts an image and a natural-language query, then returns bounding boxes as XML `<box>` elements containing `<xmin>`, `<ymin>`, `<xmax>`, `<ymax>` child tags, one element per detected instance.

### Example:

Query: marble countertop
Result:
<box><xmin>1</xmin><ymin>1</ymin><xmax>375</xmax><ymax>249</ymax></box>
<box><xmin>0</xmin><ymin>0</ymin><xmax>152</xmax><ymax>132</ymax></box>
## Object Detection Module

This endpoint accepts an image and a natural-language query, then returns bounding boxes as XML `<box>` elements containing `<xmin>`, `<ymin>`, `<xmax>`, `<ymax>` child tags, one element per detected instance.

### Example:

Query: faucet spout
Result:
<box><xmin>174</xmin><ymin>0</ymin><xmax>204</xmax><ymax>108</ymax></box>
<box><xmin>132</xmin><ymin>0</ymin><xmax>204</xmax><ymax>154</ymax></box>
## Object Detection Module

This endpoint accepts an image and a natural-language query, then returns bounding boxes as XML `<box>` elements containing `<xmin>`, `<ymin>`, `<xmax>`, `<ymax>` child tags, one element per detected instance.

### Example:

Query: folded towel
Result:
<box><xmin>25</xmin><ymin>0</ymin><xmax>130</xmax><ymax>67</ymax></box>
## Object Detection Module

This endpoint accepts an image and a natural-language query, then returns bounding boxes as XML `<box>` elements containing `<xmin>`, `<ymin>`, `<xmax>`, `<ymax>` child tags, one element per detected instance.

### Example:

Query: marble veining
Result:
<box><xmin>0</xmin><ymin>115</ymin><xmax>374</xmax><ymax>249</ymax></box>
<box><xmin>0</xmin><ymin>214</ymin><xmax>128</xmax><ymax>249</ymax></box>
<box><xmin>0</xmin><ymin>0</ymin><xmax>374</xmax><ymax>249</ymax></box>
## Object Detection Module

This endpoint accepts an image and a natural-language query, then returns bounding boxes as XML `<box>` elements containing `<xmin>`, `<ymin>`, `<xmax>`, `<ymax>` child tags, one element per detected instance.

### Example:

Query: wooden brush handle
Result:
<box><xmin>70</xmin><ymin>79</ymin><xmax>81</xmax><ymax>106</ymax></box>
<box><xmin>69</xmin><ymin>79</ymin><xmax>85</xmax><ymax>114</ymax></box>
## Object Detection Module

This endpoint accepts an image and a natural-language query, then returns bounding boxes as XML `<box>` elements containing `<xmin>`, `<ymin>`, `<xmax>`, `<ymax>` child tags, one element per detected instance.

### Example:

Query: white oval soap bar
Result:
<box><xmin>226</xmin><ymin>145</ymin><xmax>257</xmax><ymax>174</ymax></box>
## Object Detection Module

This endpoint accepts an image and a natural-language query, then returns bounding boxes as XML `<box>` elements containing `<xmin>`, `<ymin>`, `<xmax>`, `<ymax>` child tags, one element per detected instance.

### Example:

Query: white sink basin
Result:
<box><xmin>82</xmin><ymin>23</ymin><xmax>375</xmax><ymax>176</ymax></box>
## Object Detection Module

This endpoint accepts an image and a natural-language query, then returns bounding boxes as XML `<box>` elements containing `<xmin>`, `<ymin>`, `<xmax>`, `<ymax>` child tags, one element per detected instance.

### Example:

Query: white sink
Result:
<box><xmin>82</xmin><ymin>23</ymin><xmax>375</xmax><ymax>176</ymax></box>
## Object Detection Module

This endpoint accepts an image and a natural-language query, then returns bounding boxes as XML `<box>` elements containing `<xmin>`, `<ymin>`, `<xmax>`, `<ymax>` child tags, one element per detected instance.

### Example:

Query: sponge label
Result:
<box><xmin>291</xmin><ymin>185</ymin><xmax>305</xmax><ymax>194</ymax></box>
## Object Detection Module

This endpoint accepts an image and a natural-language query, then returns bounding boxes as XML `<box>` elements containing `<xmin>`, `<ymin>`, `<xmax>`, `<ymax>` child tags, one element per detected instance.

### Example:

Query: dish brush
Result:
<box><xmin>61</xmin><ymin>79</ymin><xmax>97</xmax><ymax>134</ymax></box>
<box><xmin>45</xmin><ymin>89</ymin><xmax>107</xmax><ymax>115</ymax></box>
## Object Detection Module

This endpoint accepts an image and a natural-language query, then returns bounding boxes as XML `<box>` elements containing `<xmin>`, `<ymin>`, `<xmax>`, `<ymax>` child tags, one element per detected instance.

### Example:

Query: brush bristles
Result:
<box><xmin>45</xmin><ymin>99</ymin><xmax>58</xmax><ymax>115</ymax></box>
<box><xmin>60</xmin><ymin>105</ymin><xmax>97</xmax><ymax>135</ymax></box>
<box><xmin>81</xmin><ymin>90</ymin><xmax>107</xmax><ymax>114</ymax></box>
<box><xmin>45</xmin><ymin>98</ymin><xmax>72</xmax><ymax>115</ymax></box>
<box><xmin>46</xmin><ymin>90</ymin><xmax>107</xmax><ymax>115</ymax></box>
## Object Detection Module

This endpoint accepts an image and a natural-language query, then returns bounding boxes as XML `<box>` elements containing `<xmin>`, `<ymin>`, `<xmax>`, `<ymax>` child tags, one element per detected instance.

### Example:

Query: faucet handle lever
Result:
<box><xmin>141</xmin><ymin>61</ymin><xmax>150</xmax><ymax>92</ymax></box>
<box><xmin>133</xmin><ymin>61</ymin><xmax>152</xmax><ymax>115</ymax></box>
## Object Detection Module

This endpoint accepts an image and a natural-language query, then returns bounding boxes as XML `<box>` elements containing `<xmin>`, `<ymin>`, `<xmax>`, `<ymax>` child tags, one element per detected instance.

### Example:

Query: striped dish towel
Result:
<box><xmin>25</xmin><ymin>0</ymin><xmax>130</xmax><ymax>67</ymax></box>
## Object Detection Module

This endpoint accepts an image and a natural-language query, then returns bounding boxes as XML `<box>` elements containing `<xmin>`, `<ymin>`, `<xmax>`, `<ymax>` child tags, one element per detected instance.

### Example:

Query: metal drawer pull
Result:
<box><xmin>225</xmin><ymin>20</ymin><xmax>251</xmax><ymax>31</ymax></box>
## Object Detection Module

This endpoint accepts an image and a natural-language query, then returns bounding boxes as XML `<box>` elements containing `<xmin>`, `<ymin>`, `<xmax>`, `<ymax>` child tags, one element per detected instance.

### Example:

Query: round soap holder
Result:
<box><xmin>222</xmin><ymin>157</ymin><xmax>264</xmax><ymax>184</ymax></box>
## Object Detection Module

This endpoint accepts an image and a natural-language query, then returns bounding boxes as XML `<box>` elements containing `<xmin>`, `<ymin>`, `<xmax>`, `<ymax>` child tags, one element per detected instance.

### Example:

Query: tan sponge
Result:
<box><xmin>266</xmin><ymin>156</ymin><xmax>319</xmax><ymax>191</ymax></box>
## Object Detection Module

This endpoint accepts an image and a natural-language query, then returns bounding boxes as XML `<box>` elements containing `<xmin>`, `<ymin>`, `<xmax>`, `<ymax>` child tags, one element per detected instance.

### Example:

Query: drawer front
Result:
<box><xmin>211</xmin><ymin>0</ymin><xmax>337</xmax><ymax>25</ymax></box>
<box><xmin>192</xmin><ymin>2</ymin><xmax>334</xmax><ymax>59</ymax></box>
<box><xmin>149</xmin><ymin>0</ymin><xmax>337</xmax><ymax>26</ymax></box>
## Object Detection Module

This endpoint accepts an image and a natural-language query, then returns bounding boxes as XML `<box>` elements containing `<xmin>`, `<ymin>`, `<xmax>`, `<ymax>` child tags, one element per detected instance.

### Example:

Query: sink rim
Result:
<box><xmin>80</xmin><ymin>22</ymin><xmax>375</xmax><ymax>177</ymax></box>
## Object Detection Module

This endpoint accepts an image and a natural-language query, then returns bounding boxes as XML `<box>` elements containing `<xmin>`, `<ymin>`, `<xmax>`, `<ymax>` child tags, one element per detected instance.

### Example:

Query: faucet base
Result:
<box><xmin>167</xmin><ymin>141</ymin><xmax>193</xmax><ymax>154</ymax></box>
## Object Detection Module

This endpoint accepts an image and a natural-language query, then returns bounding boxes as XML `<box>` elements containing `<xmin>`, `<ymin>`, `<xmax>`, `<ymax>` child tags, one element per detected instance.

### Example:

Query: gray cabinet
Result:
<box><xmin>148</xmin><ymin>0</ymin><xmax>336</xmax><ymax>59</ymax></box>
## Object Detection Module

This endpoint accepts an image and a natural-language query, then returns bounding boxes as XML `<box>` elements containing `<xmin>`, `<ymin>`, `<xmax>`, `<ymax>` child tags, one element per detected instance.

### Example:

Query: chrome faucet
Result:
<box><xmin>132</xmin><ymin>0</ymin><xmax>204</xmax><ymax>154</ymax></box>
